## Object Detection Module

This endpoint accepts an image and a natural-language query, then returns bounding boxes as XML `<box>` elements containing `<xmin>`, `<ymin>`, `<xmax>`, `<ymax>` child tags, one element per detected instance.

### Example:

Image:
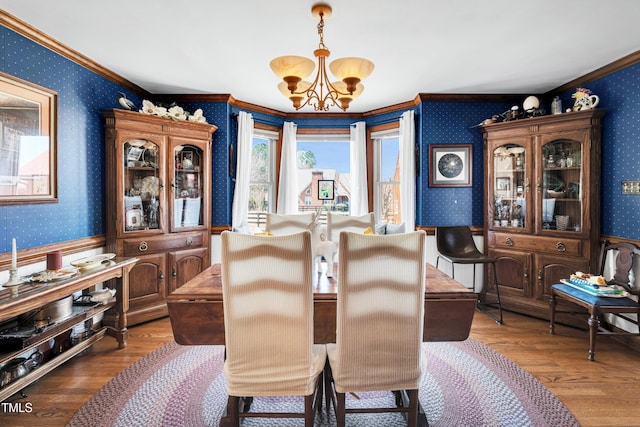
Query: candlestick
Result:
<box><xmin>11</xmin><ymin>238</ymin><xmax>17</xmax><ymax>269</ymax></box>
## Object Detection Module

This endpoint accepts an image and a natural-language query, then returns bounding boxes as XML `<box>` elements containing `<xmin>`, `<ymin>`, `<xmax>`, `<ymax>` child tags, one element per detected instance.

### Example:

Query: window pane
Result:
<box><xmin>248</xmin><ymin>135</ymin><xmax>274</xmax><ymax>230</ymax></box>
<box><xmin>381</xmin><ymin>138</ymin><xmax>399</xmax><ymax>183</ymax></box>
<box><xmin>380</xmin><ymin>182</ymin><xmax>401</xmax><ymax>223</ymax></box>
<box><xmin>297</xmin><ymin>140</ymin><xmax>350</xmax><ymax>221</ymax></box>
<box><xmin>377</xmin><ymin>136</ymin><xmax>401</xmax><ymax>224</ymax></box>
<box><xmin>250</xmin><ymin>138</ymin><xmax>269</xmax><ymax>182</ymax></box>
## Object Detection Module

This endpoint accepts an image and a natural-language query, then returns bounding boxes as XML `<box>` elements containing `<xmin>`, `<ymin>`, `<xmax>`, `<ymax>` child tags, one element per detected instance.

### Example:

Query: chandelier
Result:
<box><xmin>269</xmin><ymin>3</ymin><xmax>374</xmax><ymax>112</ymax></box>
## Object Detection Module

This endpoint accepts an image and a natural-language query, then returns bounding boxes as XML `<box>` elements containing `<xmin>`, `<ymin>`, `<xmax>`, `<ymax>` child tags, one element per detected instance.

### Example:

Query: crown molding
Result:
<box><xmin>550</xmin><ymin>50</ymin><xmax>640</xmax><ymax>95</ymax></box>
<box><xmin>0</xmin><ymin>11</ymin><xmax>149</xmax><ymax>96</ymax></box>
<box><xmin>4</xmin><ymin>10</ymin><xmax>639</xmax><ymax>119</ymax></box>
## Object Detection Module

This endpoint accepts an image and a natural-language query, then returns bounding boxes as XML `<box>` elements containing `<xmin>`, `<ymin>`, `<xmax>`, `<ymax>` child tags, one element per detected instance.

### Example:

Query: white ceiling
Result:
<box><xmin>1</xmin><ymin>0</ymin><xmax>639</xmax><ymax>113</ymax></box>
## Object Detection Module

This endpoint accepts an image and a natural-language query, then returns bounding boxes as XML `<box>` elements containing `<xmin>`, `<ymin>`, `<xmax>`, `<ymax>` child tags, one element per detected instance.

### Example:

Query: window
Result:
<box><xmin>372</xmin><ymin>130</ymin><xmax>401</xmax><ymax>224</ymax></box>
<box><xmin>296</xmin><ymin>135</ymin><xmax>350</xmax><ymax>222</ymax></box>
<box><xmin>248</xmin><ymin>129</ymin><xmax>277</xmax><ymax>229</ymax></box>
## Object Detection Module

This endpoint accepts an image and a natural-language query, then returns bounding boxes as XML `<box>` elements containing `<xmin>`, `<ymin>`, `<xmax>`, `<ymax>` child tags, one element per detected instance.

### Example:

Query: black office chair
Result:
<box><xmin>436</xmin><ymin>226</ymin><xmax>503</xmax><ymax>324</ymax></box>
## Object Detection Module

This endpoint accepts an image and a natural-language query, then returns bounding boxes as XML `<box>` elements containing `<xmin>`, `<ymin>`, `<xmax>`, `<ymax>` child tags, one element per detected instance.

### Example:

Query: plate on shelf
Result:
<box><xmin>71</xmin><ymin>253</ymin><xmax>116</xmax><ymax>270</ymax></box>
<box><xmin>29</xmin><ymin>268</ymin><xmax>78</xmax><ymax>283</ymax></box>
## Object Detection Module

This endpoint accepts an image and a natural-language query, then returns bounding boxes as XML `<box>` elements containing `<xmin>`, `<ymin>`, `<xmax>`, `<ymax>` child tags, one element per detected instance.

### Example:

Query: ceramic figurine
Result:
<box><xmin>118</xmin><ymin>92</ymin><xmax>136</xmax><ymax>110</ymax></box>
<box><xmin>572</xmin><ymin>88</ymin><xmax>599</xmax><ymax>111</ymax></box>
<box><xmin>307</xmin><ymin>212</ymin><xmax>337</xmax><ymax>277</ymax></box>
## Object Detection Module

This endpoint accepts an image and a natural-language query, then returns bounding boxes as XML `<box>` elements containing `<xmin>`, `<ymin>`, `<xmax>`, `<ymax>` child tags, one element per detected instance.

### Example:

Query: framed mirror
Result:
<box><xmin>0</xmin><ymin>71</ymin><xmax>57</xmax><ymax>205</ymax></box>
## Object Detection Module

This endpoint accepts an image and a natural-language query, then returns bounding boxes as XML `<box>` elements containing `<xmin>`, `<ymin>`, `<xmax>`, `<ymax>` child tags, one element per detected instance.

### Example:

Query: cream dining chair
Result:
<box><xmin>220</xmin><ymin>230</ymin><xmax>326</xmax><ymax>427</ymax></box>
<box><xmin>326</xmin><ymin>212</ymin><xmax>376</xmax><ymax>245</ymax></box>
<box><xmin>265</xmin><ymin>212</ymin><xmax>315</xmax><ymax>235</ymax></box>
<box><xmin>326</xmin><ymin>230</ymin><xmax>427</xmax><ymax>427</ymax></box>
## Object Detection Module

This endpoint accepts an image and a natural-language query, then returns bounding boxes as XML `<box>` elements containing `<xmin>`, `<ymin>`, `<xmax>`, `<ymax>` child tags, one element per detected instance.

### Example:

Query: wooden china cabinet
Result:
<box><xmin>103</xmin><ymin>109</ymin><xmax>217</xmax><ymax>326</ymax></box>
<box><xmin>480</xmin><ymin>109</ymin><xmax>605</xmax><ymax>322</ymax></box>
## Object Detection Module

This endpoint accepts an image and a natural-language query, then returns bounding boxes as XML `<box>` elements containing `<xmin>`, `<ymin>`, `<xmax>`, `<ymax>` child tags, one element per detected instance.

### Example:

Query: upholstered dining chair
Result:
<box><xmin>435</xmin><ymin>226</ymin><xmax>503</xmax><ymax>324</ymax></box>
<box><xmin>265</xmin><ymin>212</ymin><xmax>315</xmax><ymax>235</ymax></box>
<box><xmin>326</xmin><ymin>230</ymin><xmax>426</xmax><ymax>427</ymax></box>
<box><xmin>550</xmin><ymin>241</ymin><xmax>640</xmax><ymax>361</ymax></box>
<box><xmin>326</xmin><ymin>212</ymin><xmax>376</xmax><ymax>245</ymax></box>
<box><xmin>220</xmin><ymin>230</ymin><xmax>326</xmax><ymax>426</ymax></box>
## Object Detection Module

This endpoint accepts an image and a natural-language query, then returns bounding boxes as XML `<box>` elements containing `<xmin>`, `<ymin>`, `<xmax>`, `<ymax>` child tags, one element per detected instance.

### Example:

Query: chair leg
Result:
<box><xmin>476</xmin><ymin>262</ymin><xmax>503</xmax><ymax>324</ymax></box>
<box><xmin>314</xmin><ymin>371</ymin><xmax>324</xmax><ymax>415</ymax></box>
<box><xmin>588</xmin><ymin>309</ymin><xmax>600</xmax><ymax>361</ymax></box>
<box><xmin>226</xmin><ymin>396</ymin><xmax>240</xmax><ymax>427</ymax></box>
<box><xmin>407</xmin><ymin>389</ymin><xmax>419</xmax><ymax>427</ymax></box>
<box><xmin>549</xmin><ymin>293</ymin><xmax>557</xmax><ymax>334</ymax></box>
<box><xmin>324</xmin><ymin>360</ymin><xmax>333</xmax><ymax>415</ymax></box>
<box><xmin>491</xmin><ymin>262</ymin><xmax>503</xmax><ymax>324</ymax></box>
<box><xmin>304</xmin><ymin>393</ymin><xmax>315</xmax><ymax>427</ymax></box>
<box><xmin>335</xmin><ymin>391</ymin><xmax>346</xmax><ymax>427</ymax></box>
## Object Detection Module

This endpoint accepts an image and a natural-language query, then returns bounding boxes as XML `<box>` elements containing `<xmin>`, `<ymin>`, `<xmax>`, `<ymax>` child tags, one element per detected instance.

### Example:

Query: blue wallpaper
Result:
<box><xmin>0</xmin><ymin>27</ymin><xmax>141</xmax><ymax>253</ymax></box>
<box><xmin>181</xmin><ymin>101</ymin><xmax>232</xmax><ymax>226</ymax></box>
<box><xmin>557</xmin><ymin>64</ymin><xmax>640</xmax><ymax>239</ymax></box>
<box><xmin>417</xmin><ymin>101</ymin><xmax>511</xmax><ymax>227</ymax></box>
<box><xmin>2</xmin><ymin>21</ymin><xmax>640</xmax><ymax>256</ymax></box>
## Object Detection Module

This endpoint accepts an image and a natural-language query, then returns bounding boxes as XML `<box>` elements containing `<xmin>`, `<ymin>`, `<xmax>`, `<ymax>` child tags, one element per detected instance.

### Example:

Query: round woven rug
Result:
<box><xmin>68</xmin><ymin>338</ymin><xmax>578</xmax><ymax>426</ymax></box>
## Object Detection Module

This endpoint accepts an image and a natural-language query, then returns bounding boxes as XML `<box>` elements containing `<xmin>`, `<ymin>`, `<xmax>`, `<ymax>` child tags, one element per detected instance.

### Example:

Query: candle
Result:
<box><xmin>11</xmin><ymin>238</ymin><xmax>17</xmax><ymax>270</ymax></box>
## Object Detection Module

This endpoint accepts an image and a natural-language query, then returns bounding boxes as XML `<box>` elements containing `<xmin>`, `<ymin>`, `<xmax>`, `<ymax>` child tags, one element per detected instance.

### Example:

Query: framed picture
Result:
<box><xmin>496</xmin><ymin>177</ymin><xmax>511</xmax><ymax>191</ymax></box>
<box><xmin>429</xmin><ymin>144</ymin><xmax>472</xmax><ymax>187</ymax></box>
<box><xmin>0</xmin><ymin>71</ymin><xmax>58</xmax><ymax>205</ymax></box>
<box><xmin>318</xmin><ymin>179</ymin><xmax>335</xmax><ymax>200</ymax></box>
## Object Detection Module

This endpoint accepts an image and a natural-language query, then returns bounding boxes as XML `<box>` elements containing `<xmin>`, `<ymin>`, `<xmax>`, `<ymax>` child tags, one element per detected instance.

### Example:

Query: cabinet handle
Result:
<box><xmin>138</xmin><ymin>241</ymin><xmax>149</xmax><ymax>252</ymax></box>
<box><xmin>172</xmin><ymin>266</ymin><xmax>177</xmax><ymax>278</ymax></box>
<box><xmin>556</xmin><ymin>242</ymin><xmax>566</xmax><ymax>252</ymax></box>
<box><xmin>524</xmin><ymin>178</ymin><xmax>530</xmax><ymax>192</ymax></box>
<box><xmin>159</xmin><ymin>270</ymin><xmax>163</xmax><ymax>281</ymax></box>
<box><xmin>186</xmin><ymin>237</ymin><xmax>193</xmax><ymax>246</ymax></box>
<box><xmin>505</xmin><ymin>237</ymin><xmax>514</xmax><ymax>246</ymax></box>
<box><xmin>537</xmin><ymin>270</ymin><xmax>543</xmax><ymax>283</ymax></box>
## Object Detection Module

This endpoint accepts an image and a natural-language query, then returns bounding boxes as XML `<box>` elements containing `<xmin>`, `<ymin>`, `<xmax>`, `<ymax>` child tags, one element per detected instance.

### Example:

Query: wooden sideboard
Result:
<box><xmin>0</xmin><ymin>257</ymin><xmax>137</xmax><ymax>401</ymax></box>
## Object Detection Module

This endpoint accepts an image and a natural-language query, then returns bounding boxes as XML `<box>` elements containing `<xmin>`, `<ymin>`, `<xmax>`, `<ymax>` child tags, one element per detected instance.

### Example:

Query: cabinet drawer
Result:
<box><xmin>122</xmin><ymin>233</ymin><xmax>204</xmax><ymax>256</ymax></box>
<box><xmin>490</xmin><ymin>232</ymin><xmax>583</xmax><ymax>257</ymax></box>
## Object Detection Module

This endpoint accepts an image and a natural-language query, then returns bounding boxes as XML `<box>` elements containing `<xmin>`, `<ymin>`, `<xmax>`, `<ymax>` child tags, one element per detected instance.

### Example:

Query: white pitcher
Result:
<box><xmin>573</xmin><ymin>94</ymin><xmax>599</xmax><ymax>111</ymax></box>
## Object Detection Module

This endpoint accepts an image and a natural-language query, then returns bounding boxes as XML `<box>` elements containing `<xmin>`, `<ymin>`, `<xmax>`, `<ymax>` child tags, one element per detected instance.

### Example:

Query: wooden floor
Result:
<box><xmin>2</xmin><ymin>310</ymin><xmax>640</xmax><ymax>427</ymax></box>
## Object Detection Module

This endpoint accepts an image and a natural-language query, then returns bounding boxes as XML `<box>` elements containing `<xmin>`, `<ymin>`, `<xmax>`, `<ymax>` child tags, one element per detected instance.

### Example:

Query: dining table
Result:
<box><xmin>167</xmin><ymin>262</ymin><xmax>477</xmax><ymax>345</ymax></box>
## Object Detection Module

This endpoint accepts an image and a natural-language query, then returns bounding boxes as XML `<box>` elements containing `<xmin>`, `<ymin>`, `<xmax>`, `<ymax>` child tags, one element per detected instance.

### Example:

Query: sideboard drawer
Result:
<box><xmin>490</xmin><ymin>232</ymin><xmax>583</xmax><ymax>257</ymax></box>
<box><xmin>122</xmin><ymin>233</ymin><xmax>204</xmax><ymax>256</ymax></box>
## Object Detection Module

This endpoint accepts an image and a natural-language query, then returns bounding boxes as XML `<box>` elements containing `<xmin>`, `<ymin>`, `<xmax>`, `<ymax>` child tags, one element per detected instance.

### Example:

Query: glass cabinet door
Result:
<box><xmin>541</xmin><ymin>139</ymin><xmax>582</xmax><ymax>232</ymax></box>
<box><xmin>491</xmin><ymin>144</ymin><xmax>528</xmax><ymax>229</ymax></box>
<box><xmin>123</xmin><ymin>139</ymin><xmax>161</xmax><ymax>233</ymax></box>
<box><xmin>172</xmin><ymin>144</ymin><xmax>204</xmax><ymax>229</ymax></box>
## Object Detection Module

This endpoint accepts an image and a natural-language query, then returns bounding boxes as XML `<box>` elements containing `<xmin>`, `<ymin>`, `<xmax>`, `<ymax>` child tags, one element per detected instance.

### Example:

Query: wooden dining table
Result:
<box><xmin>167</xmin><ymin>262</ymin><xmax>477</xmax><ymax>345</ymax></box>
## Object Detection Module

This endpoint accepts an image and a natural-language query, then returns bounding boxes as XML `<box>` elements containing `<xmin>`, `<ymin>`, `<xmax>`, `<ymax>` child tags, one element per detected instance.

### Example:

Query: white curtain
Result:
<box><xmin>231</xmin><ymin>111</ymin><xmax>254</xmax><ymax>230</ymax></box>
<box><xmin>277</xmin><ymin>121</ymin><xmax>298</xmax><ymax>214</ymax></box>
<box><xmin>399</xmin><ymin>110</ymin><xmax>416</xmax><ymax>230</ymax></box>
<box><xmin>350</xmin><ymin>121</ymin><xmax>368</xmax><ymax>216</ymax></box>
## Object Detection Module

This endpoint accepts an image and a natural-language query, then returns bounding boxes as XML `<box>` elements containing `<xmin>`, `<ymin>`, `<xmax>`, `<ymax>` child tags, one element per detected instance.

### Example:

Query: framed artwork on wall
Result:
<box><xmin>429</xmin><ymin>144</ymin><xmax>472</xmax><ymax>187</ymax></box>
<box><xmin>0</xmin><ymin>71</ymin><xmax>58</xmax><ymax>205</ymax></box>
<box><xmin>318</xmin><ymin>179</ymin><xmax>335</xmax><ymax>200</ymax></box>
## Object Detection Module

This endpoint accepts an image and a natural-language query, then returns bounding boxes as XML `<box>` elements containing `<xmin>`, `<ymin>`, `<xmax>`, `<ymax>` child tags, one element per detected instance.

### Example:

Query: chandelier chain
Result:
<box><xmin>317</xmin><ymin>11</ymin><xmax>327</xmax><ymax>50</ymax></box>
